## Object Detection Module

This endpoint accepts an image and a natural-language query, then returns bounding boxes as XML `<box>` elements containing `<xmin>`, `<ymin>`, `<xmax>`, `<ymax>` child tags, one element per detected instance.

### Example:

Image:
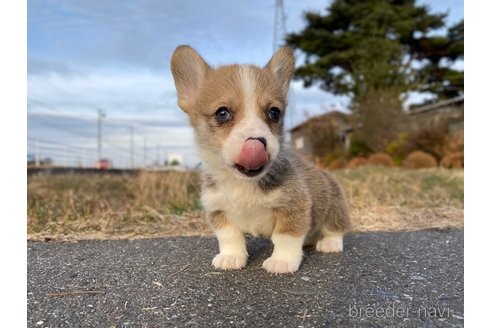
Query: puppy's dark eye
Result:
<box><xmin>215</xmin><ymin>107</ymin><xmax>232</xmax><ymax>123</ymax></box>
<box><xmin>267</xmin><ymin>107</ymin><xmax>281</xmax><ymax>122</ymax></box>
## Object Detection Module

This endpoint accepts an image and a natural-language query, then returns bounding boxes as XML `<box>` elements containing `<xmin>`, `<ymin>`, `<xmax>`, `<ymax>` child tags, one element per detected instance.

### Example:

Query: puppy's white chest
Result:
<box><xmin>201</xmin><ymin>179</ymin><xmax>279</xmax><ymax>237</ymax></box>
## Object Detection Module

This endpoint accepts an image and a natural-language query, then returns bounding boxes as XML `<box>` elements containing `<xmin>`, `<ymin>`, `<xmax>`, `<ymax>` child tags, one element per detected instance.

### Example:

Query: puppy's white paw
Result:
<box><xmin>212</xmin><ymin>253</ymin><xmax>247</xmax><ymax>270</ymax></box>
<box><xmin>316</xmin><ymin>236</ymin><xmax>343</xmax><ymax>253</ymax></box>
<box><xmin>262</xmin><ymin>256</ymin><xmax>302</xmax><ymax>274</ymax></box>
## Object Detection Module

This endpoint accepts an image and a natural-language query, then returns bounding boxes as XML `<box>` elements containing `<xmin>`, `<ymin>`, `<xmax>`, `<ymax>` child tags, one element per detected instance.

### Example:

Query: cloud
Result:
<box><xmin>28</xmin><ymin>0</ymin><xmax>270</xmax><ymax>72</ymax></box>
<box><xmin>27</xmin><ymin>58</ymin><xmax>85</xmax><ymax>77</ymax></box>
<box><xmin>27</xmin><ymin>0</ymin><xmax>338</xmax><ymax>75</ymax></box>
<box><xmin>28</xmin><ymin>0</ymin><xmax>463</xmax><ymax>75</ymax></box>
<box><xmin>291</xmin><ymin>82</ymin><xmax>350</xmax><ymax>110</ymax></box>
<box><xmin>28</xmin><ymin>70</ymin><xmax>184</xmax><ymax>118</ymax></box>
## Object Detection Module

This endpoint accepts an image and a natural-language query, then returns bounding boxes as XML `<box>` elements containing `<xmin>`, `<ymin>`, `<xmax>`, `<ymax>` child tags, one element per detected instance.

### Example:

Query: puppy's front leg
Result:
<box><xmin>209</xmin><ymin>211</ymin><xmax>248</xmax><ymax>270</ymax></box>
<box><xmin>262</xmin><ymin>207</ymin><xmax>310</xmax><ymax>274</ymax></box>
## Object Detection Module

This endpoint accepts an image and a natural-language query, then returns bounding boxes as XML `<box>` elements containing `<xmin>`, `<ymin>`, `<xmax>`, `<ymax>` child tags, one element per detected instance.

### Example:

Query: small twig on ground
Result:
<box><xmin>152</xmin><ymin>281</ymin><xmax>163</xmax><ymax>287</ymax></box>
<box><xmin>142</xmin><ymin>307</ymin><xmax>157</xmax><ymax>311</ymax></box>
<box><xmin>204</xmin><ymin>272</ymin><xmax>223</xmax><ymax>276</ymax></box>
<box><xmin>302</xmin><ymin>309</ymin><xmax>308</xmax><ymax>322</ymax></box>
<box><xmin>169</xmin><ymin>264</ymin><xmax>191</xmax><ymax>279</ymax></box>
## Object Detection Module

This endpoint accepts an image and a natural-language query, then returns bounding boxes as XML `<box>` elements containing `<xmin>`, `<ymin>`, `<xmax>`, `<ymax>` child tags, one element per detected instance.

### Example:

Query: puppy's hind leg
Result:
<box><xmin>315</xmin><ymin>211</ymin><xmax>350</xmax><ymax>253</ymax></box>
<box><xmin>316</xmin><ymin>174</ymin><xmax>351</xmax><ymax>253</ymax></box>
<box><xmin>316</xmin><ymin>229</ymin><xmax>345</xmax><ymax>253</ymax></box>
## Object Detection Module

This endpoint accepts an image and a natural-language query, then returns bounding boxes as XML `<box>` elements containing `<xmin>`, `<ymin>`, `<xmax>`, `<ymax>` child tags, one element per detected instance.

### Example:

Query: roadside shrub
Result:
<box><xmin>386</xmin><ymin>132</ymin><xmax>414</xmax><ymax>165</ymax></box>
<box><xmin>328</xmin><ymin>159</ymin><xmax>347</xmax><ymax>170</ymax></box>
<box><xmin>348</xmin><ymin>137</ymin><xmax>372</xmax><ymax>157</ymax></box>
<box><xmin>443</xmin><ymin>131</ymin><xmax>464</xmax><ymax>154</ymax></box>
<box><xmin>347</xmin><ymin>157</ymin><xmax>368</xmax><ymax>169</ymax></box>
<box><xmin>368</xmin><ymin>153</ymin><xmax>394</xmax><ymax>167</ymax></box>
<box><xmin>403</xmin><ymin>151</ymin><xmax>437</xmax><ymax>169</ymax></box>
<box><xmin>440</xmin><ymin>152</ymin><xmax>464</xmax><ymax>168</ymax></box>
<box><xmin>321</xmin><ymin>148</ymin><xmax>347</xmax><ymax>167</ymax></box>
<box><xmin>408</xmin><ymin>126</ymin><xmax>447</xmax><ymax>159</ymax></box>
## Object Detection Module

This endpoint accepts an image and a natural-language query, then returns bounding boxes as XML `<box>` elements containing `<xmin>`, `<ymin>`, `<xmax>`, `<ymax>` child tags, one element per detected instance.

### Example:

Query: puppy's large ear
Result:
<box><xmin>170</xmin><ymin>45</ymin><xmax>211</xmax><ymax>113</ymax></box>
<box><xmin>265</xmin><ymin>47</ymin><xmax>295</xmax><ymax>96</ymax></box>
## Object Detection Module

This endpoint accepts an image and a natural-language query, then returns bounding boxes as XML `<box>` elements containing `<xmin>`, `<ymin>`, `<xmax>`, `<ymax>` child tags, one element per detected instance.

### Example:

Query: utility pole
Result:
<box><xmin>130</xmin><ymin>126</ymin><xmax>134</xmax><ymax>169</ymax></box>
<box><xmin>156</xmin><ymin>144</ymin><xmax>160</xmax><ymax>168</ymax></box>
<box><xmin>35</xmin><ymin>138</ymin><xmax>40</xmax><ymax>167</ymax></box>
<box><xmin>143</xmin><ymin>137</ymin><xmax>147</xmax><ymax>169</ymax></box>
<box><xmin>97</xmin><ymin>109</ymin><xmax>105</xmax><ymax>165</ymax></box>
<box><xmin>64</xmin><ymin>145</ymin><xmax>68</xmax><ymax>168</ymax></box>
<box><xmin>273</xmin><ymin>0</ymin><xmax>296</xmax><ymax>129</ymax></box>
<box><xmin>273</xmin><ymin>0</ymin><xmax>287</xmax><ymax>52</ymax></box>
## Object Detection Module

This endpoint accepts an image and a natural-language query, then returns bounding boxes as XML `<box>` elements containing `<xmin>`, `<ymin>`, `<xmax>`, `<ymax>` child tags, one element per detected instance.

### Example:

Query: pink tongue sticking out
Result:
<box><xmin>236</xmin><ymin>139</ymin><xmax>269</xmax><ymax>170</ymax></box>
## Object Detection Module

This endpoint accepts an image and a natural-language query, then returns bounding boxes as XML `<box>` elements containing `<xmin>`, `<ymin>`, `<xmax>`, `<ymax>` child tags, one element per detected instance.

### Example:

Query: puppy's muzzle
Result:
<box><xmin>235</xmin><ymin>138</ymin><xmax>269</xmax><ymax>177</ymax></box>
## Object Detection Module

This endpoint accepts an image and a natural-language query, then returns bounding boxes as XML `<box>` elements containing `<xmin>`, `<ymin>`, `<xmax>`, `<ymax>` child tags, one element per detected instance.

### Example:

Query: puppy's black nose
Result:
<box><xmin>248</xmin><ymin>137</ymin><xmax>267</xmax><ymax>148</ymax></box>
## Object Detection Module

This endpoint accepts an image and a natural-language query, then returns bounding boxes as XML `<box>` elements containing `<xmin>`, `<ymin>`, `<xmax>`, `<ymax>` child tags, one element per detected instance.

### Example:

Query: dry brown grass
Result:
<box><xmin>334</xmin><ymin>166</ymin><xmax>463</xmax><ymax>232</ymax></box>
<box><xmin>27</xmin><ymin>167</ymin><xmax>463</xmax><ymax>241</ymax></box>
<box><xmin>28</xmin><ymin>171</ymin><xmax>208</xmax><ymax>241</ymax></box>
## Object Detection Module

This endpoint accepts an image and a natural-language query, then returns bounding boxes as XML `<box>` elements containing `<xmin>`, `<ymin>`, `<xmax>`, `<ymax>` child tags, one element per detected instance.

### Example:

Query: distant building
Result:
<box><xmin>27</xmin><ymin>154</ymin><xmax>35</xmax><ymax>166</ymax></box>
<box><xmin>289</xmin><ymin>111</ymin><xmax>352</xmax><ymax>161</ymax></box>
<box><xmin>27</xmin><ymin>155</ymin><xmax>53</xmax><ymax>167</ymax></box>
<box><xmin>167</xmin><ymin>153</ymin><xmax>183</xmax><ymax>166</ymax></box>
<box><xmin>406</xmin><ymin>96</ymin><xmax>464</xmax><ymax>135</ymax></box>
<box><xmin>289</xmin><ymin>96</ymin><xmax>464</xmax><ymax>159</ymax></box>
<box><xmin>96</xmin><ymin>158</ymin><xmax>112</xmax><ymax>170</ymax></box>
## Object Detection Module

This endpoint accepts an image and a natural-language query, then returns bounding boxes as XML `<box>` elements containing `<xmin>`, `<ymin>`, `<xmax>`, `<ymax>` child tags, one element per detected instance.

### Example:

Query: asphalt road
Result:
<box><xmin>28</xmin><ymin>230</ymin><xmax>464</xmax><ymax>327</ymax></box>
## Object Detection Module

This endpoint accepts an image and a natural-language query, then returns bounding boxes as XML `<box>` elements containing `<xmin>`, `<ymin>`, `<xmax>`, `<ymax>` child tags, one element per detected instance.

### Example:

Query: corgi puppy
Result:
<box><xmin>170</xmin><ymin>46</ymin><xmax>351</xmax><ymax>274</ymax></box>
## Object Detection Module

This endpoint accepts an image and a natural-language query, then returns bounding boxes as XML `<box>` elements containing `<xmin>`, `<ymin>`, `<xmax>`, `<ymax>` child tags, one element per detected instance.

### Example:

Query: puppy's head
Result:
<box><xmin>170</xmin><ymin>45</ymin><xmax>295</xmax><ymax>179</ymax></box>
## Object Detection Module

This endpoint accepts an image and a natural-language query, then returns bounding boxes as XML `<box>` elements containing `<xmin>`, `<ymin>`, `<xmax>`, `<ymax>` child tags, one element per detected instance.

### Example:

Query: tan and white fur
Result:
<box><xmin>170</xmin><ymin>45</ymin><xmax>351</xmax><ymax>274</ymax></box>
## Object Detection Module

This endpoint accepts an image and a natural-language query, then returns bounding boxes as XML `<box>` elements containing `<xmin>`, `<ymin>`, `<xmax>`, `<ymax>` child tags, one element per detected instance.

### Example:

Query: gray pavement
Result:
<box><xmin>28</xmin><ymin>230</ymin><xmax>464</xmax><ymax>327</ymax></box>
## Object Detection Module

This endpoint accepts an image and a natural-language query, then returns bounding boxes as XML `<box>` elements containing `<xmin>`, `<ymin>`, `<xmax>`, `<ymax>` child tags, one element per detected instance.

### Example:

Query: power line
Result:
<box><xmin>28</xmin><ymin>98</ymin><xmax>183</xmax><ymax>128</ymax></box>
<box><xmin>28</xmin><ymin>142</ymin><xmax>142</xmax><ymax>168</ymax></box>
<box><xmin>102</xmin><ymin>140</ymin><xmax>131</xmax><ymax>155</ymax></box>
<box><xmin>27</xmin><ymin>106</ymin><xmax>96</xmax><ymax>123</ymax></box>
<box><xmin>27</xmin><ymin>135</ymin><xmax>131</xmax><ymax>168</ymax></box>
<box><xmin>27</xmin><ymin>136</ymin><xmax>95</xmax><ymax>151</ymax></box>
<box><xmin>27</xmin><ymin>142</ymin><xmax>91</xmax><ymax>154</ymax></box>
<box><xmin>28</xmin><ymin>92</ymin><xmax>194</xmax><ymax>168</ymax></box>
<box><xmin>28</xmin><ymin>146</ymin><xmax>96</xmax><ymax>167</ymax></box>
<box><xmin>33</xmin><ymin>148</ymin><xmax>94</xmax><ymax>161</ymax></box>
<box><xmin>29</xmin><ymin>130</ymin><xmax>188</xmax><ymax>161</ymax></box>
